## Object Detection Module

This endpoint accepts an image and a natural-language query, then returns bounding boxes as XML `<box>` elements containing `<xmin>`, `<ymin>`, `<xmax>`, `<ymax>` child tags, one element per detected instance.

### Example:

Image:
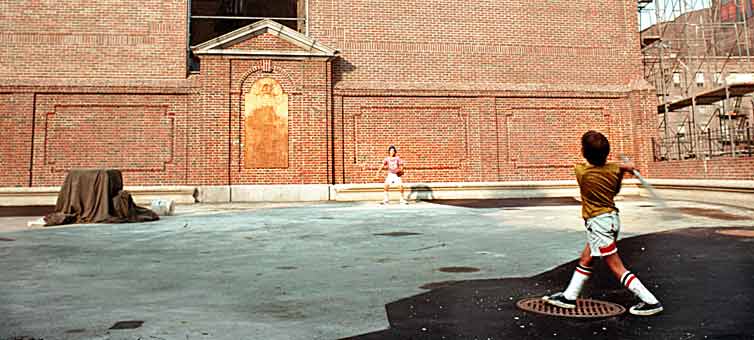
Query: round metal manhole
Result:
<box><xmin>516</xmin><ymin>297</ymin><xmax>626</xmax><ymax>318</ymax></box>
<box><xmin>716</xmin><ymin>229</ymin><xmax>754</xmax><ymax>238</ymax></box>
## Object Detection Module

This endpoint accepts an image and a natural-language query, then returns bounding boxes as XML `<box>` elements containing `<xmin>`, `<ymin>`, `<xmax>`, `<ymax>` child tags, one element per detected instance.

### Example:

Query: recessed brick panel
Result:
<box><xmin>504</xmin><ymin>108</ymin><xmax>608</xmax><ymax>168</ymax></box>
<box><xmin>44</xmin><ymin>105</ymin><xmax>174</xmax><ymax>171</ymax></box>
<box><xmin>0</xmin><ymin>94</ymin><xmax>32</xmax><ymax>186</ymax></box>
<box><xmin>31</xmin><ymin>94</ymin><xmax>189</xmax><ymax>186</ymax></box>
<box><xmin>354</xmin><ymin>106</ymin><xmax>467</xmax><ymax>170</ymax></box>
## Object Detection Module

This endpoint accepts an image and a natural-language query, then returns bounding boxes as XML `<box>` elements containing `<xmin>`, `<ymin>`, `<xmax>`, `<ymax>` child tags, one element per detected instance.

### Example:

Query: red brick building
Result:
<box><xmin>1</xmin><ymin>1</ymin><xmax>660</xmax><ymax>191</ymax></box>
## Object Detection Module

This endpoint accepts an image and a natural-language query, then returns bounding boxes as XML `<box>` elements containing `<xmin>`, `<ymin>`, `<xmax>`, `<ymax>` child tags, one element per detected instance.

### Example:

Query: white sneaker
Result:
<box><xmin>381</xmin><ymin>199</ymin><xmax>389</xmax><ymax>205</ymax></box>
<box><xmin>399</xmin><ymin>199</ymin><xmax>408</xmax><ymax>205</ymax></box>
<box><xmin>629</xmin><ymin>301</ymin><xmax>663</xmax><ymax>316</ymax></box>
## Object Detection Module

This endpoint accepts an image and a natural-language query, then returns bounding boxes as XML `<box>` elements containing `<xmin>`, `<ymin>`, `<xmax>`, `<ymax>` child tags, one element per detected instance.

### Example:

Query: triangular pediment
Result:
<box><xmin>192</xmin><ymin>19</ymin><xmax>337</xmax><ymax>58</ymax></box>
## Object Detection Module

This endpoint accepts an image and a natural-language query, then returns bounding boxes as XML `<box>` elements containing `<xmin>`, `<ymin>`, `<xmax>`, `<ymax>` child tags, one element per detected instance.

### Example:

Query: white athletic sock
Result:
<box><xmin>563</xmin><ymin>264</ymin><xmax>592</xmax><ymax>300</ymax></box>
<box><xmin>383</xmin><ymin>192</ymin><xmax>389</xmax><ymax>201</ymax></box>
<box><xmin>621</xmin><ymin>271</ymin><xmax>659</xmax><ymax>304</ymax></box>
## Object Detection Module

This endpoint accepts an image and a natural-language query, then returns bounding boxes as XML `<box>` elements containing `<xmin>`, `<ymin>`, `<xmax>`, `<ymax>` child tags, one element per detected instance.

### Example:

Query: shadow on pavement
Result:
<box><xmin>0</xmin><ymin>206</ymin><xmax>55</xmax><ymax>218</ymax></box>
<box><xmin>342</xmin><ymin>227</ymin><xmax>754</xmax><ymax>340</ymax></box>
<box><xmin>407</xmin><ymin>184</ymin><xmax>435</xmax><ymax>201</ymax></box>
<box><xmin>428</xmin><ymin>197</ymin><xmax>581</xmax><ymax>209</ymax></box>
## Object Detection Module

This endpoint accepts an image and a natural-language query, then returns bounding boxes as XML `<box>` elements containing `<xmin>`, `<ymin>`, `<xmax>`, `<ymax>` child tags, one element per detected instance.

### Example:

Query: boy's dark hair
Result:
<box><xmin>581</xmin><ymin>130</ymin><xmax>610</xmax><ymax>166</ymax></box>
<box><xmin>388</xmin><ymin>145</ymin><xmax>397</xmax><ymax>154</ymax></box>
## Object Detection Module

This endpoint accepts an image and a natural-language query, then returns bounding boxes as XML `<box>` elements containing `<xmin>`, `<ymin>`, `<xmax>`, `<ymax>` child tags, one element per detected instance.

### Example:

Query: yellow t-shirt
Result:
<box><xmin>574</xmin><ymin>163</ymin><xmax>622</xmax><ymax>220</ymax></box>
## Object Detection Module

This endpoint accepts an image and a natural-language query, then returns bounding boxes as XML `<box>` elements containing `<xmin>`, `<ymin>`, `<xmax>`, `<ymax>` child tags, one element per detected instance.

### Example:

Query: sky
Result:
<box><xmin>639</xmin><ymin>0</ymin><xmax>711</xmax><ymax>30</ymax></box>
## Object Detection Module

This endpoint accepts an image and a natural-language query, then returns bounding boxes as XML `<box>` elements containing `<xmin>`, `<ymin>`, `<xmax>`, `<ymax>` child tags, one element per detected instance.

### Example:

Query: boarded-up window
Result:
<box><xmin>244</xmin><ymin>78</ymin><xmax>289</xmax><ymax>168</ymax></box>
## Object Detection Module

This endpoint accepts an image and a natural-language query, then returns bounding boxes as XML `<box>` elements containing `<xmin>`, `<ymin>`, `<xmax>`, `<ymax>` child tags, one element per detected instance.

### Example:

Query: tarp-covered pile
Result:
<box><xmin>44</xmin><ymin>169</ymin><xmax>159</xmax><ymax>226</ymax></box>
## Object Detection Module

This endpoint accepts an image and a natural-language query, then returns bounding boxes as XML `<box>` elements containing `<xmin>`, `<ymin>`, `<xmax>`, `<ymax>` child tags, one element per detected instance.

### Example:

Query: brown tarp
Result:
<box><xmin>44</xmin><ymin>169</ymin><xmax>159</xmax><ymax>226</ymax></box>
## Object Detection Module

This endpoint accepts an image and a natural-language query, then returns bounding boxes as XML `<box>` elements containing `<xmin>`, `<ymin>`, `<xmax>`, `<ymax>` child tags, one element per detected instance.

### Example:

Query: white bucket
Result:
<box><xmin>150</xmin><ymin>199</ymin><xmax>175</xmax><ymax>216</ymax></box>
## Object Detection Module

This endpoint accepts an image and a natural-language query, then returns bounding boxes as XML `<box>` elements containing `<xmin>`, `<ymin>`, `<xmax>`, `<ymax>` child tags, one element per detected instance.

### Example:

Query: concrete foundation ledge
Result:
<box><xmin>226</xmin><ymin>184</ymin><xmax>331</xmax><ymax>203</ymax></box>
<box><xmin>196</xmin><ymin>186</ymin><xmax>231</xmax><ymax>203</ymax></box>
<box><xmin>644</xmin><ymin>179</ymin><xmax>754</xmax><ymax>210</ymax></box>
<box><xmin>332</xmin><ymin>180</ymin><xmax>642</xmax><ymax>202</ymax></box>
<box><xmin>0</xmin><ymin>186</ymin><xmax>197</xmax><ymax>207</ymax></box>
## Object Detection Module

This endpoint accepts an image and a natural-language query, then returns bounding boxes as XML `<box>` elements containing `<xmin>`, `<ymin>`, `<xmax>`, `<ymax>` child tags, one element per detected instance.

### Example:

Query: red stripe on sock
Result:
<box><xmin>625</xmin><ymin>274</ymin><xmax>636</xmax><ymax>288</ymax></box>
<box><xmin>575</xmin><ymin>267</ymin><xmax>592</xmax><ymax>276</ymax></box>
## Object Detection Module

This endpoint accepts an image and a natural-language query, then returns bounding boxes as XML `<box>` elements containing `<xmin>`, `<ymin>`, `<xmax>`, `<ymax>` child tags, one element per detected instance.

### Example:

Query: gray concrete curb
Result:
<box><xmin>3</xmin><ymin>180</ymin><xmax>752</xmax><ymax>209</ymax></box>
<box><xmin>644</xmin><ymin>179</ymin><xmax>754</xmax><ymax>210</ymax></box>
<box><xmin>0</xmin><ymin>186</ymin><xmax>196</xmax><ymax>206</ymax></box>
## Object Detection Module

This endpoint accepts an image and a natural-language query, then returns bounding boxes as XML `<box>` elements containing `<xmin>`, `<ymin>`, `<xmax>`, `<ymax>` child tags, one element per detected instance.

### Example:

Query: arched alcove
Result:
<box><xmin>244</xmin><ymin>77</ymin><xmax>288</xmax><ymax>168</ymax></box>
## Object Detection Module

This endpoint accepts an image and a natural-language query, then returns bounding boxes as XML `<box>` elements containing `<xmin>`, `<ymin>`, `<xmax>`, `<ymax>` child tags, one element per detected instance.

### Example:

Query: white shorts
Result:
<box><xmin>585</xmin><ymin>211</ymin><xmax>621</xmax><ymax>257</ymax></box>
<box><xmin>384</xmin><ymin>173</ymin><xmax>402</xmax><ymax>185</ymax></box>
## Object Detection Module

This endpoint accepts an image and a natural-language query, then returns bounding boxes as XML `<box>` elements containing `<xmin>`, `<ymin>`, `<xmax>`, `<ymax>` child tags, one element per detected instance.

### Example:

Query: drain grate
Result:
<box><xmin>516</xmin><ymin>297</ymin><xmax>625</xmax><ymax>318</ymax></box>
<box><xmin>717</xmin><ymin>229</ymin><xmax>754</xmax><ymax>238</ymax></box>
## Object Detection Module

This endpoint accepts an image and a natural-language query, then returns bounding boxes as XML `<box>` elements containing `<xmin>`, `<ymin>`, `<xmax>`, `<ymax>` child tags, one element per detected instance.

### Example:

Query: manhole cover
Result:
<box><xmin>516</xmin><ymin>297</ymin><xmax>625</xmax><ymax>318</ymax></box>
<box><xmin>716</xmin><ymin>229</ymin><xmax>754</xmax><ymax>238</ymax></box>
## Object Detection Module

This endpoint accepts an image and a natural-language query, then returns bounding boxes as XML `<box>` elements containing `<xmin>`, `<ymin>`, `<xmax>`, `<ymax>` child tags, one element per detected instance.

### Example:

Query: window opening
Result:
<box><xmin>188</xmin><ymin>0</ymin><xmax>306</xmax><ymax>71</ymax></box>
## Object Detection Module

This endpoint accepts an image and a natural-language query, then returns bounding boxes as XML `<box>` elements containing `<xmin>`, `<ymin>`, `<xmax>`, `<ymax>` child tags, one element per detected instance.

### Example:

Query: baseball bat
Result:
<box><xmin>619</xmin><ymin>154</ymin><xmax>667</xmax><ymax>209</ymax></box>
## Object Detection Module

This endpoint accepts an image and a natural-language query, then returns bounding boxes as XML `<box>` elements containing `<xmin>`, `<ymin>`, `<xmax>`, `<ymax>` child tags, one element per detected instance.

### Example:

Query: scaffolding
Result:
<box><xmin>639</xmin><ymin>0</ymin><xmax>754</xmax><ymax>160</ymax></box>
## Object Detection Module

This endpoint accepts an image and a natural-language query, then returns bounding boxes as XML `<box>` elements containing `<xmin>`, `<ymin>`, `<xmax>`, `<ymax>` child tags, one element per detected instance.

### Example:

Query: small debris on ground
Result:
<box><xmin>109</xmin><ymin>320</ymin><xmax>144</xmax><ymax>330</ymax></box>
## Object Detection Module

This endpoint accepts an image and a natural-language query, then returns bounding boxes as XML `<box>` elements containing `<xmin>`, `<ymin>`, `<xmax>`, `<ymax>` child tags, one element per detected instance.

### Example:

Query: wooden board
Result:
<box><xmin>244</xmin><ymin>78</ymin><xmax>289</xmax><ymax>168</ymax></box>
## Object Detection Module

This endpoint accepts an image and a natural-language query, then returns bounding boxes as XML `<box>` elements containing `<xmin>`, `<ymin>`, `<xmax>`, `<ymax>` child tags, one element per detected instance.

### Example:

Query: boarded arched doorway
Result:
<box><xmin>244</xmin><ymin>77</ymin><xmax>288</xmax><ymax>168</ymax></box>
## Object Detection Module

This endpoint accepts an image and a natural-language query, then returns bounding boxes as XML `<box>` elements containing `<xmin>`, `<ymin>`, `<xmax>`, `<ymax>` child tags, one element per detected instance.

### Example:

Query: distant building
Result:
<box><xmin>640</xmin><ymin>3</ymin><xmax>754</xmax><ymax>160</ymax></box>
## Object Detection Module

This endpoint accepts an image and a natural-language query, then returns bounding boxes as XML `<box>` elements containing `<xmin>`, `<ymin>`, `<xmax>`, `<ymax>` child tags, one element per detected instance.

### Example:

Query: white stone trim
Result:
<box><xmin>8</xmin><ymin>179</ymin><xmax>753</xmax><ymax>208</ymax></box>
<box><xmin>197</xmin><ymin>49</ymin><xmax>334</xmax><ymax>58</ymax></box>
<box><xmin>192</xmin><ymin>19</ymin><xmax>337</xmax><ymax>57</ymax></box>
<box><xmin>0</xmin><ymin>186</ymin><xmax>197</xmax><ymax>206</ymax></box>
<box><xmin>331</xmin><ymin>180</ymin><xmax>642</xmax><ymax>202</ymax></box>
<box><xmin>228</xmin><ymin>185</ymin><xmax>331</xmax><ymax>202</ymax></box>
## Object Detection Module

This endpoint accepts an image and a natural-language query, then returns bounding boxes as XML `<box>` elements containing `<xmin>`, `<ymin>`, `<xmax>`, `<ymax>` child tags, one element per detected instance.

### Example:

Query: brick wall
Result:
<box><xmin>233</xmin><ymin>33</ymin><xmax>302</xmax><ymax>52</ymax></box>
<box><xmin>649</xmin><ymin>157</ymin><xmax>754</xmax><ymax>180</ymax></box>
<box><xmin>0</xmin><ymin>0</ymin><xmax>187</xmax><ymax>81</ymax></box>
<box><xmin>0</xmin><ymin>93</ymin><xmax>33</xmax><ymax>186</ymax></box>
<box><xmin>2</xmin><ymin>1</ymin><xmax>697</xmax><ymax>189</ymax></box>
<box><xmin>309</xmin><ymin>0</ymin><xmax>643</xmax><ymax>89</ymax></box>
<box><xmin>312</xmin><ymin>0</ymin><xmax>658</xmax><ymax>184</ymax></box>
